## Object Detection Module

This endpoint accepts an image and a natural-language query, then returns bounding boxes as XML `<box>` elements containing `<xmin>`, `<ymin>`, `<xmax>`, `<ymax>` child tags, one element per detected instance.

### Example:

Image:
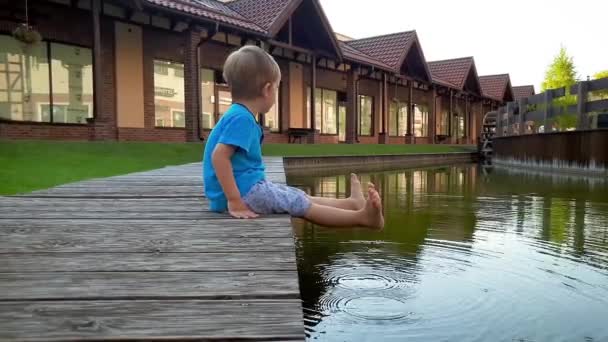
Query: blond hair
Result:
<box><xmin>222</xmin><ymin>45</ymin><xmax>281</xmax><ymax>100</ymax></box>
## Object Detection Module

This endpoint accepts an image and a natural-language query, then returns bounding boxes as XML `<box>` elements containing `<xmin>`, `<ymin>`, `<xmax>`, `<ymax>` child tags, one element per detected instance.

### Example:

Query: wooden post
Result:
<box><xmin>184</xmin><ymin>28</ymin><xmax>201</xmax><ymax>142</ymax></box>
<box><xmin>378</xmin><ymin>72</ymin><xmax>388</xmax><ymax>144</ymax></box>
<box><xmin>91</xmin><ymin>0</ymin><xmax>104</xmax><ymax>139</ymax></box>
<box><xmin>496</xmin><ymin>107</ymin><xmax>503</xmax><ymax>137</ymax></box>
<box><xmin>430</xmin><ymin>87</ymin><xmax>436</xmax><ymax>144</ymax></box>
<box><xmin>406</xmin><ymin>81</ymin><xmax>413</xmax><ymax>143</ymax></box>
<box><xmin>310</xmin><ymin>55</ymin><xmax>317</xmax><ymax>142</ymax></box>
<box><xmin>543</xmin><ymin>90</ymin><xmax>552</xmax><ymax>133</ymax></box>
<box><xmin>518</xmin><ymin>97</ymin><xmax>527</xmax><ymax>135</ymax></box>
<box><xmin>464</xmin><ymin>96</ymin><xmax>469</xmax><ymax>144</ymax></box>
<box><xmin>506</xmin><ymin>102</ymin><xmax>516</xmax><ymax>136</ymax></box>
<box><xmin>448</xmin><ymin>90</ymin><xmax>453</xmax><ymax>142</ymax></box>
<box><xmin>576</xmin><ymin>81</ymin><xmax>588</xmax><ymax>130</ymax></box>
<box><xmin>345</xmin><ymin>67</ymin><xmax>358</xmax><ymax>144</ymax></box>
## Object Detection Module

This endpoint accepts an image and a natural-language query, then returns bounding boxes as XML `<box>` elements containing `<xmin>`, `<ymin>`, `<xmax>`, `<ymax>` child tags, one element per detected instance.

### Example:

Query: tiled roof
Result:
<box><xmin>145</xmin><ymin>0</ymin><xmax>265</xmax><ymax>33</ymax></box>
<box><xmin>428</xmin><ymin>57</ymin><xmax>475</xmax><ymax>90</ymax></box>
<box><xmin>339</xmin><ymin>42</ymin><xmax>392</xmax><ymax>71</ymax></box>
<box><xmin>512</xmin><ymin>85</ymin><xmax>535</xmax><ymax>100</ymax></box>
<box><xmin>226</xmin><ymin>0</ymin><xmax>293</xmax><ymax>33</ymax></box>
<box><xmin>479</xmin><ymin>74</ymin><xmax>511</xmax><ymax>101</ymax></box>
<box><xmin>346</xmin><ymin>31</ymin><xmax>417</xmax><ymax>70</ymax></box>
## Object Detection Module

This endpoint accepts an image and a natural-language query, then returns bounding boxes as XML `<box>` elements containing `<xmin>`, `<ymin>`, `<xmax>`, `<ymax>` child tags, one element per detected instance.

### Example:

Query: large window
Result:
<box><xmin>437</xmin><ymin>109</ymin><xmax>449</xmax><ymax>135</ymax></box>
<box><xmin>265</xmin><ymin>89</ymin><xmax>279</xmax><ymax>132</ymax></box>
<box><xmin>201</xmin><ymin>67</ymin><xmax>279</xmax><ymax>132</ymax></box>
<box><xmin>0</xmin><ymin>35</ymin><xmax>93</xmax><ymax>124</ymax></box>
<box><xmin>154</xmin><ymin>60</ymin><xmax>185</xmax><ymax>128</ymax></box>
<box><xmin>200</xmin><ymin>68</ymin><xmax>215</xmax><ymax>129</ymax></box>
<box><xmin>359</xmin><ymin>95</ymin><xmax>373</xmax><ymax>136</ymax></box>
<box><xmin>414</xmin><ymin>104</ymin><xmax>429</xmax><ymax>137</ymax></box>
<box><xmin>307</xmin><ymin>87</ymin><xmax>338</xmax><ymax>134</ymax></box>
<box><xmin>389</xmin><ymin>101</ymin><xmax>407</xmax><ymax>136</ymax></box>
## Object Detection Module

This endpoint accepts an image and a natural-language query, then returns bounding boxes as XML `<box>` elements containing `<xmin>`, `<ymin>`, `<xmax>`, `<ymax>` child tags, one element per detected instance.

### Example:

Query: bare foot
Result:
<box><xmin>348</xmin><ymin>173</ymin><xmax>366</xmax><ymax>210</ymax></box>
<box><xmin>360</xmin><ymin>182</ymin><xmax>384</xmax><ymax>230</ymax></box>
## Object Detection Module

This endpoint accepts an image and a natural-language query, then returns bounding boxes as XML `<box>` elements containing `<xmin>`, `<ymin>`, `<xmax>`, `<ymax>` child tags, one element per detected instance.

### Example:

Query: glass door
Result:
<box><xmin>338</xmin><ymin>103</ymin><xmax>346</xmax><ymax>142</ymax></box>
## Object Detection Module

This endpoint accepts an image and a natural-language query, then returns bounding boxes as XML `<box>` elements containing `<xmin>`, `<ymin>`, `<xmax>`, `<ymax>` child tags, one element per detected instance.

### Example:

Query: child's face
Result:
<box><xmin>260</xmin><ymin>80</ymin><xmax>279</xmax><ymax>113</ymax></box>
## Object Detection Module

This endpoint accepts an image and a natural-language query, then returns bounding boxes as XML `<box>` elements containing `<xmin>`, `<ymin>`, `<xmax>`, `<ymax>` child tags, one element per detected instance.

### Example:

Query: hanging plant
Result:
<box><xmin>12</xmin><ymin>0</ymin><xmax>42</xmax><ymax>45</ymax></box>
<box><xmin>12</xmin><ymin>23</ymin><xmax>42</xmax><ymax>45</ymax></box>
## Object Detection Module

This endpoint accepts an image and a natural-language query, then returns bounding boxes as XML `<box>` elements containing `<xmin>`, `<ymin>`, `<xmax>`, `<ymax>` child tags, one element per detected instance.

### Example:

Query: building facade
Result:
<box><xmin>0</xmin><ymin>0</ymin><xmax>513</xmax><ymax>144</ymax></box>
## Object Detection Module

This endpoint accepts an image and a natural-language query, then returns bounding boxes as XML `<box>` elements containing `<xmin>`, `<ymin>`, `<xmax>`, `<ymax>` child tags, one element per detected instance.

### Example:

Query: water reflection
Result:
<box><xmin>289</xmin><ymin>164</ymin><xmax>608</xmax><ymax>342</ymax></box>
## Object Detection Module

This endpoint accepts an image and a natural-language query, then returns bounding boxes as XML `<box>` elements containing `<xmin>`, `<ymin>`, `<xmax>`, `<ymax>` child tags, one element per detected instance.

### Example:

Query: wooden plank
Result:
<box><xmin>0</xmin><ymin>252</ymin><xmax>298</xmax><ymax>272</ymax></box>
<box><xmin>0</xmin><ymin>272</ymin><xmax>299</xmax><ymax>300</ymax></box>
<box><xmin>587</xmin><ymin>99</ymin><xmax>608</xmax><ymax>113</ymax></box>
<box><xmin>0</xmin><ymin>208</ymin><xmax>275</xmax><ymax>219</ymax></box>
<box><xmin>0</xmin><ymin>197</ymin><xmax>208</xmax><ymax>207</ymax></box>
<box><xmin>0</xmin><ymin>229</ymin><xmax>294</xmax><ymax>253</ymax></box>
<box><xmin>0</xmin><ymin>219</ymin><xmax>292</xmax><ymax>237</ymax></box>
<box><xmin>526</xmin><ymin>92</ymin><xmax>546</xmax><ymax>105</ymax></box>
<box><xmin>571</xmin><ymin>77</ymin><xmax>608</xmax><ymax>93</ymax></box>
<box><xmin>524</xmin><ymin>110</ymin><xmax>544</xmax><ymax>122</ymax></box>
<box><xmin>0</xmin><ymin>300</ymin><xmax>305</xmax><ymax>341</ymax></box>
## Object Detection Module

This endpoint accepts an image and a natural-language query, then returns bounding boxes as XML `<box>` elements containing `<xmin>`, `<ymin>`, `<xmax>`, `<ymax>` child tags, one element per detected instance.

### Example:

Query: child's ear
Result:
<box><xmin>263</xmin><ymin>82</ymin><xmax>272</xmax><ymax>96</ymax></box>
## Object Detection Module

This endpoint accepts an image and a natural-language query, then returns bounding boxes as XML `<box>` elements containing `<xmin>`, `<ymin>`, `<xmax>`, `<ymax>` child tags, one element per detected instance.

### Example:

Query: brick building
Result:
<box><xmin>0</xmin><ymin>0</ymin><xmax>513</xmax><ymax>143</ymax></box>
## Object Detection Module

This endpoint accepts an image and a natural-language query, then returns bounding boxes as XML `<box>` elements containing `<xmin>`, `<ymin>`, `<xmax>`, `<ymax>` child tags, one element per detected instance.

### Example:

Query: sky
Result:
<box><xmin>319</xmin><ymin>0</ymin><xmax>607</xmax><ymax>90</ymax></box>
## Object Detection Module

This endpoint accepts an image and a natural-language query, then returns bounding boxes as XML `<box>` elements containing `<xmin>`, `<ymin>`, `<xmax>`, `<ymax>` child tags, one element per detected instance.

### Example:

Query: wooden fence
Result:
<box><xmin>496</xmin><ymin>77</ymin><xmax>608</xmax><ymax>137</ymax></box>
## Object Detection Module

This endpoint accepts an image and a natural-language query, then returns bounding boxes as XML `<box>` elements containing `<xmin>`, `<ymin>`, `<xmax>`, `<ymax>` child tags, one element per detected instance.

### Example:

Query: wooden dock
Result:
<box><xmin>0</xmin><ymin>157</ymin><xmax>305</xmax><ymax>341</ymax></box>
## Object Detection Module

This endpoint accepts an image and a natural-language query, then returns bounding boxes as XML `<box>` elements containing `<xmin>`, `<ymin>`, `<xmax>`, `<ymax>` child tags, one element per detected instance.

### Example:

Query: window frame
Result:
<box><xmin>153</xmin><ymin>58</ymin><xmax>186</xmax><ymax>129</ymax></box>
<box><xmin>358</xmin><ymin>94</ymin><xmax>374</xmax><ymax>137</ymax></box>
<box><xmin>413</xmin><ymin>103</ymin><xmax>429</xmax><ymax>138</ymax></box>
<box><xmin>307</xmin><ymin>86</ymin><xmax>340</xmax><ymax>136</ymax></box>
<box><xmin>388</xmin><ymin>100</ymin><xmax>408</xmax><ymax>137</ymax></box>
<box><xmin>0</xmin><ymin>35</ymin><xmax>95</xmax><ymax>125</ymax></box>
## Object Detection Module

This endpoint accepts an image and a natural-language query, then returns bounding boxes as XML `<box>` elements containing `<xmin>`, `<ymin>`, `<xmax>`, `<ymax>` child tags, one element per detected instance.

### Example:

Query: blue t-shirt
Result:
<box><xmin>202</xmin><ymin>103</ymin><xmax>266</xmax><ymax>212</ymax></box>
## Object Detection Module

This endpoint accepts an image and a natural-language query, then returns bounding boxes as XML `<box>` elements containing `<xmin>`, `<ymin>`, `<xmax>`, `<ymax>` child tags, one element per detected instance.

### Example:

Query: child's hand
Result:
<box><xmin>228</xmin><ymin>199</ymin><xmax>259</xmax><ymax>219</ymax></box>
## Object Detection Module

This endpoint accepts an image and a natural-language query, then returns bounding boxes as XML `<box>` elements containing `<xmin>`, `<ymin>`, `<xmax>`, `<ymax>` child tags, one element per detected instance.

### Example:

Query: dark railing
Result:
<box><xmin>495</xmin><ymin>77</ymin><xmax>608</xmax><ymax>137</ymax></box>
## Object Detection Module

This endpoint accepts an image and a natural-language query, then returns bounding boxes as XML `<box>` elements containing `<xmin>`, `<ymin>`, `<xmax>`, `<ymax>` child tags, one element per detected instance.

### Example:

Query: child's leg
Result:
<box><xmin>307</xmin><ymin>173</ymin><xmax>366</xmax><ymax>211</ymax></box>
<box><xmin>303</xmin><ymin>184</ymin><xmax>384</xmax><ymax>229</ymax></box>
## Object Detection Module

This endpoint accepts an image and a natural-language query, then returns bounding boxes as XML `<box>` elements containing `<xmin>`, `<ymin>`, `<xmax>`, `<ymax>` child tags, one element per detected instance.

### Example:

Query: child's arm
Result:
<box><xmin>211</xmin><ymin>143</ymin><xmax>259</xmax><ymax>219</ymax></box>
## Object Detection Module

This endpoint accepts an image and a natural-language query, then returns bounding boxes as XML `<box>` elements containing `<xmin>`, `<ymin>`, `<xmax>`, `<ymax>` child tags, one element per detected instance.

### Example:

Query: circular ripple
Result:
<box><xmin>343</xmin><ymin>296</ymin><xmax>412</xmax><ymax>321</ymax></box>
<box><xmin>332</xmin><ymin>273</ymin><xmax>401</xmax><ymax>291</ymax></box>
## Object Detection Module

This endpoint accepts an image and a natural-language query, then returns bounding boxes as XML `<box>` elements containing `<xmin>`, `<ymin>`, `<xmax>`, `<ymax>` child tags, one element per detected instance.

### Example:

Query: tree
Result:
<box><xmin>593</xmin><ymin>70</ymin><xmax>608</xmax><ymax>99</ymax></box>
<box><xmin>541</xmin><ymin>47</ymin><xmax>578</xmax><ymax>130</ymax></box>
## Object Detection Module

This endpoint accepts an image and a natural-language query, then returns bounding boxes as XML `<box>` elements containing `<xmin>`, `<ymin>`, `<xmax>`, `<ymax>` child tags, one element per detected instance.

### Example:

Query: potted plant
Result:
<box><xmin>12</xmin><ymin>0</ymin><xmax>41</xmax><ymax>45</ymax></box>
<box><xmin>12</xmin><ymin>23</ymin><xmax>41</xmax><ymax>45</ymax></box>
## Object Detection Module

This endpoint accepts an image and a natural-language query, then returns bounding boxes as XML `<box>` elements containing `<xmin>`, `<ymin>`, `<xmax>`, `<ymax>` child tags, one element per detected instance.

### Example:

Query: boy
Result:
<box><xmin>203</xmin><ymin>45</ymin><xmax>384</xmax><ymax>229</ymax></box>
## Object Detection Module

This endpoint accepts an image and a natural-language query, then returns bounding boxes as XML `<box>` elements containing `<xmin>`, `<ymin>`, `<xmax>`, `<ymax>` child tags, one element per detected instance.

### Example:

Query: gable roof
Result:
<box><xmin>227</xmin><ymin>0</ymin><xmax>342</xmax><ymax>59</ymax></box>
<box><xmin>144</xmin><ymin>0</ymin><xmax>265</xmax><ymax>34</ymax></box>
<box><xmin>512</xmin><ymin>85</ymin><xmax>536</xmax><ymax>100</ymax></box>
<box><xmin>428</xmin><ymin>57</ymin><xmax>474</xmax><ymax>89</ymax></box>
<box><xmin>345</xmin><ymin>31</ymin><xmax>432</xmax><ymax>81</ymax></box>
<box><xmin>339</xmin><ymin>42</ymin><xmax>393</xmax><ymax>71</ymax></box>
<box><xmin>479</xmin><ymin>74</ymin><xmax>513</xmax><ymax>102</ymax></box>
<box><xmin>226</xmin><ymin>0</ymin><xmax>294</xmax><ymax>34</ymax></box>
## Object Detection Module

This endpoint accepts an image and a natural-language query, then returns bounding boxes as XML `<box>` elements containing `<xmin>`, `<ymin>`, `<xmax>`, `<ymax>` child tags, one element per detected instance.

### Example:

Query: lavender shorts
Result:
<box><xmin>243</xmin><ymin>180</ymin><xmax>311</xmax><ymax>217</ymax></box>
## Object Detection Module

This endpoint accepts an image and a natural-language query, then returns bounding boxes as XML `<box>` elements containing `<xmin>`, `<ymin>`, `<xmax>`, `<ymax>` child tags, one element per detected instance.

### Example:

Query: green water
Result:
<box><xmin>289</xmin><ymin>164</ymin><xmax>608</xmax><ymax>342</ymax></box>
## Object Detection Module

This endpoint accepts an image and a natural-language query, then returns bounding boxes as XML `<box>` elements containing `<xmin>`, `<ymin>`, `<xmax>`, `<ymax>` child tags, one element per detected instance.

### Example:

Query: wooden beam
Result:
<box><xmin>170</xmin><ymin>19</ymin><xmax>179</xmax><ymax>31</ymax></box>
<box><xmin>288</xmin><ymin>17</ymin><xmax>293</xmax><ymax>45</ymax></box>
<box><xmin>310</xmin><ymin>55</ymin><xmax>317</xmax><ymax>137</ymax></box>
<box><xmin>132</xmin><ymin>0</ymin><xmax>143</xmax><ymax>11</ymax></box>
<box><xmin>576</xmin><ymin>80</ymin><xmax>589</xmax><ymax>130</ymax></box>
<box><xmin>91</xmin><ymin>0</ymin><xmax>104</xmax><ymax>139</ymax></box>
<box><xmin>346</xmin><ymin>67</ymin><xmax>359</xmax><ymax>143</ymax></box>
<box><xmin>268</xmin><ymin>39</ymin><xmax>311</xmax><ymax>55</ymax></box>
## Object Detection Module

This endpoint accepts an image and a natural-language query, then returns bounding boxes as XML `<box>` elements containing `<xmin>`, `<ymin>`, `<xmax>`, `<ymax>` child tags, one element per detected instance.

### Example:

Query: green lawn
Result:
<box><xmin>0</xmin><ymin>140</ymin><xmax>473</xmax><ymax>195</ymax></box>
